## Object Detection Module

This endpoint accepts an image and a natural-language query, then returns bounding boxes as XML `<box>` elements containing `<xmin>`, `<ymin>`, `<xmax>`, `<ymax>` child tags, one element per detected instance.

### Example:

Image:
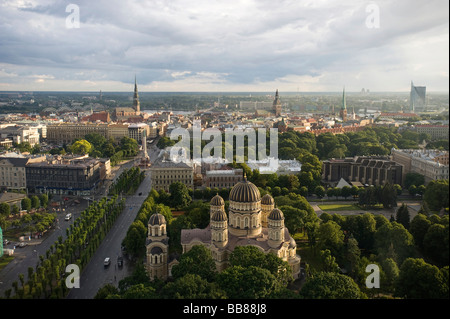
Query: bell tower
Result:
<box><xmin>133</xmin><ymin>75</ymin><xmax>141</xmax><ymax>115</ymax></box>
<box><xmin>273</xmin><ymin>89</ymin><xmax>282</xmax><ymax>116</ymax></box>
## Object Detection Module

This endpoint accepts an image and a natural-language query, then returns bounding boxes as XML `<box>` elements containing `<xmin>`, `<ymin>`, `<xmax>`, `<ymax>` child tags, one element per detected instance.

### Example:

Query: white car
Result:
<box><xmin>104</xmin><ymin>257</ymin><xmax>111</xmax><ymax>267</ymax></box>
<box><xmin>65</xmin><ymin>213</ymin><xmax>72</xmax><ymax>221</ymax></box>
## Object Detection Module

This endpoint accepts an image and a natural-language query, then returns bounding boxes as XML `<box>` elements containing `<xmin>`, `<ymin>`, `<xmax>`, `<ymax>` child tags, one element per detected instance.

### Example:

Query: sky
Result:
<box><xmin>0</xmin><ymin>0</ymin><xmax>448</xmax><ymax>92</ymax></box>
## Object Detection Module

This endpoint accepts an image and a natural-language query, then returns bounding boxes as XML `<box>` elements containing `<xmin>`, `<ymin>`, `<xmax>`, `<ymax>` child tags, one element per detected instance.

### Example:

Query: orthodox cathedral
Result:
<box><xmin>145</xmin><ymin>176</ymin><xmax>301</xmax><ymax>280</ymax></box>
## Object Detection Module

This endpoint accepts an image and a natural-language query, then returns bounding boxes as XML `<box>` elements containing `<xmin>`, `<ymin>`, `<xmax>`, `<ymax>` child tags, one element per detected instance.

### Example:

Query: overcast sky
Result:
<box><xmin>0</xmin><ymin>0</ymin><xmax>448</xmax><ymax>92</ymax></box>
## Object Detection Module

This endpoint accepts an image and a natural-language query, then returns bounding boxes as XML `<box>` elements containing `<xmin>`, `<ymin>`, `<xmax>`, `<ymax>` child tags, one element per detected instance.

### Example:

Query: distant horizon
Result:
<box><xmin>1</xmin><ymin>90</ymin><xmax>449</xmax><ymax>95</ymax></box>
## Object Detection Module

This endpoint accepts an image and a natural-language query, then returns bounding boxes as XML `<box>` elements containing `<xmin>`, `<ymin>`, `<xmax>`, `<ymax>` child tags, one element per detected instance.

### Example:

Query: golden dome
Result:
<box><xmin>229</xmin><ymin>178</ymin><xmax>261</xmax><ymax>203</ymax></box>
<box><xmin>261</xmin><ymin>193</ymin><xmax>275</xmax><ymax>205</ymax></box>
<box><xmin>268</xmin><ymin>208</ymin><xmax>284</xmax><ymax>221</ymax></box>
<box><xmin>210</xmin><ymin>194</ymin><xmax>225</xmax><ymax>206</ymax></box>
<box><xmin>148</xmin><ymin>213</ymin><xmax>166</xmax><ymax>226</ymax></box>
<box><xmin>211</xmin><ymin>210</ymin><xmax>228</xmax><ymax>222</ymax></box>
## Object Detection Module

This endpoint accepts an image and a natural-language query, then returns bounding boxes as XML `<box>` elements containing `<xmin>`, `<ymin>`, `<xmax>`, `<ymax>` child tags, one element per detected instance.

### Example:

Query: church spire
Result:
<box><xmin>133</xmin><ymin>75</ymin><xmax>140</xmax><ymax>114</ymax></box>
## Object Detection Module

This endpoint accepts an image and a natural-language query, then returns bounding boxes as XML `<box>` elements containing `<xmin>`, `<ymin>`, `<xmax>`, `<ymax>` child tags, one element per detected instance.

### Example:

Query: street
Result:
<box><xmin>0</xmin><ymin>144</ymin><xmax>158</xmax><ymax>299</ymax></box>
<box><xmin>67</xmin><ymin>171</ymin><xmax>152</xmax><ymax>299</ymax></box>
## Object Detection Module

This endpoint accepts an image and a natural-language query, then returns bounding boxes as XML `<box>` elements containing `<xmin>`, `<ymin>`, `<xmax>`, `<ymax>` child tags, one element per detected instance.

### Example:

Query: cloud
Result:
<box><xmin>0</xmin><ymin>0</ymin><xmax>448</xmax><ymax>91</ymax></box>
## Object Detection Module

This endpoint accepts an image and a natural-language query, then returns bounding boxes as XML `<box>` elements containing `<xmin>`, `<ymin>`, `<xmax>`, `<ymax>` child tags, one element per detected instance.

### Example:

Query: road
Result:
<box><xmin>0</xmin><ymin>199</ymin><xmax>89</xmax><ymax>296</ymax></box>
<box><xmin>67</xmin><ymin>172</ymin><xmax>152</xmax><ymax>299</ymax></box>
<box><xmin>0</xmin><ymin>144</ymin><xmax>158</xmax><ymax>298</ymax></box>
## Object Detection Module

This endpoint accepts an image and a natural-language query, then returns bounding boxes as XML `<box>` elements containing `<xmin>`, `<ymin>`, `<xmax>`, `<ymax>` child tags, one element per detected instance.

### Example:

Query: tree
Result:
<box><xmin>320</xmin><ymin>249</ymin><xmax>340</xmax><ymax>273</ymax></box>
<box><xmin>39</xmin><ymin>194</ymin><xmax>49</xmax><ymax>208</ymax></box>
<box><xmin>31</xmin><ymin>195</ymin><xmax>40</xmax><ymax>210</ymax></box>
<box><xmin>424</xmin><ymin>179</ymin><xmax>449</xmax><ymax>211</ymax></box>
<box><xmin>404</xmin><ymin>172</ymin><xmax>425</xmax><ymax>189</ymax></box>
<box><xmin>374</xmin><ymin>222</ymin><xmax>414</xmax><ymax>265</ymax></box>
<box><xmin>343</xmin><ymin>237</ymin><xmax>361</xmax><ymax>277</ymax></box>
<box><xmin>314</xmin><ymin>185</ymin><xmax>326</xmax><ymax>199</ymax></box>
<box><xmin>340</xmin><ymin>186</ymin><xmax>352</xmax><ymax>200</ymax></box>
<box><xmin>70</xmin><ymin>139</ymin><xmax>92</xmax><ymax>155</ymax></box>
<box><xmin>21</xmin><ymin>197</ymin><xmax>32</xmax><ymax>211</ymax></box>
<box><xmin>0</xmin><ymin>203</ymin><xmax>10</xmax><ymax>217</ymax></box>
<box><xmin>229</xmin><ymin>246</ymin><xmax>292</xmax><ymax>289</ymax></box>
<box><xmin>343</xmin><ymin>214</ymin><xmax>376</xmax><ymax>252</ymax></box>
<box><xmin>395</xmin><ymin>203</ymin><xmax>410</xmax><ymax>229</ymax></box>
<box><xmin>278</xmin><ymin>205</ymin><xmax>306</xmax><ymax>235</ymax></box>
<box><xmin>317</xmin><ymin>221</ymin><xmax>344</xmax><ymax>257</ymax></box>
<box><xmin>161</xmin><ymin>274</ymin><xmax>226</xmax><ymax>299</ymax></box>
<box><xmin>169</xmin><ymin>182</ymin><xmax>192</xmax><ymax>209</ymax></box>
<box><xmin>299</xmin><ymin>272</ymin><xmax>365</xmax><ymax>299</ymax></box>
<box><xmin>423</xmin><ymin>223</ymin><xmax>449</xmax><ymax>267</ymax></box>
<box><xmin>380</xmin><ymin>183</ymin><xmax>397</xmax><ymax>208</ymax></box>
<box><xmin>216</xmin><ymin>265</ymin><xmax>278</xmax><ymax>299</ymax></box>
<box><xmin>395</xmin><ymin>258</ymin><xmax>448</xmax><ymax>299</ymax></box>
<box><xmin>381</xmin><ymin>258</ymin><xmax>399</xmax><ymax>293</ymax></box>
<box><xmin>409</xmin><ymin>214</ymin><xmax>431</xmax><ymax>250</ymax></box>
<box><xmin>171</xmin><ymin>245</ymin><xmax>217</xmax><ymax>282</ymax></box>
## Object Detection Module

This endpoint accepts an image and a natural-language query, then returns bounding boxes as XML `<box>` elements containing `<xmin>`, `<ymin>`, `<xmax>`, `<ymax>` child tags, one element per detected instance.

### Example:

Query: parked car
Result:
<box><xmin>18</xmin><ymin>242</ymin><xmax>27</xmax><ymax>248</ymax></box>
<box><xmin>117</xmin><ymin>256</ymin><xmax>124</xmax><ymax>268</ymax></box>
<box><xmin>104</xmin><ymin>257</ymin><xmax>111</xmax><ymax>267</ymax></box>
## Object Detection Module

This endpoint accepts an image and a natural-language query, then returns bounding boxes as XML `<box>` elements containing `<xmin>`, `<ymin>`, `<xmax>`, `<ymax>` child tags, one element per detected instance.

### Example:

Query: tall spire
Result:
<box><xmin>133</xmin><ymin>75</ymin><xmax>140</xmax><ymax>114</ymax></box>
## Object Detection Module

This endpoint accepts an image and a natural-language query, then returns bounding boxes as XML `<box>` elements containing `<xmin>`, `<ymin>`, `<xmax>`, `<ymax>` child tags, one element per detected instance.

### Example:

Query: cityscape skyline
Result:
<box><xmin>0</xmin><ymin>0</ymin><xmax>448</xmax><ymax>93</ymax></box>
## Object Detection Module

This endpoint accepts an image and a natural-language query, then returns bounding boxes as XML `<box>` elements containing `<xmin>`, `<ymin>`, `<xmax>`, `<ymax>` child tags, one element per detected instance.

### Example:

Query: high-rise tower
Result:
<box><xmin>133</xmin><ymin>76</ymin><xmax>141</xmax><ymax>115</ymax></box>
<box><xmin>340</xmin><ymin>87</ymin><xmax>347</xmax><ymax>122</ymax></box>
<box><xmin>410</xmin><ymin>81</ymin><xmax>426</xmax><ymax>112</ymax></box>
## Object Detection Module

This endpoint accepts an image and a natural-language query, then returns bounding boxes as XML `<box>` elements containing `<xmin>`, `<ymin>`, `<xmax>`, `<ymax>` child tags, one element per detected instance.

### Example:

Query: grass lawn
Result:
<box><xmin>318</xmin><ymin>204</ymin><xmax>362</xmax><ymax>211</ymax></box>
<box><xmin>0</xmin><ymin>255</ymin><xmax>15</xmax><ymax>272</ymax></box>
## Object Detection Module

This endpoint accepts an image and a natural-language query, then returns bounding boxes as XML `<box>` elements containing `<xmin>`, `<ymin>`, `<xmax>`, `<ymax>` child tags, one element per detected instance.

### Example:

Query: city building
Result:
<box><xmin>46</xmin><ymin>122</ymin><xmax>110</xmax><ymax>144</ymax></box>
<box><xmin>25</xmin><ymin>156</ymin><xmax>106</xmax><ymax>196</ymax></box>
<box><xmin>205</xmin><ymin>169</ymin><xmax>243</xmax><ymax>189</ymax></box>
<box><xmin>415</xmin><ymin>125</ymin><xmax>449</xmax><ymax>140</ymax></box>
<box><xmin>128</xmin><ymin>123</ymin><xmax>150</xmax><ymax>143</ymax></box>
<box><xmin>391</xmin><ymin>148</ymin><xmax>449</xmax><ymax>184</ymax></box>
<box><xmin>0</xmin><ymin>125</ymin><xmax>40</xmax><ymax>146</ymax></box>
<box><xmin>0</xmin><ymin>153</ymin><xmax>46</xmax><ymax>191</ymax></box>
<box><xmin>178</xmin><ymin>178</ymin><xmax>301</xmax><ymax>279</ymax></box>
<box><xmin>107</xmin><ymin>124</ymin><xmax>130</xmax><ymax>142</ymax></box>
<box><xmin>239</xmin><ymin>101</ymin><xmax>273</xmax><ymax>111</ymax></box>
<box><xmin>322</xmin><ymin>156</ymin><xmax>403</xmax><ymax>186</ymax></box>
<box><xmin>410</xmin><ymin>81</ymin><xmax>426</xmax><ymax>111</ymax></box>
<box><xmin>149</xmin><ymin>150</ymin><xmax>194</xmax><ymax>192</ymax></box>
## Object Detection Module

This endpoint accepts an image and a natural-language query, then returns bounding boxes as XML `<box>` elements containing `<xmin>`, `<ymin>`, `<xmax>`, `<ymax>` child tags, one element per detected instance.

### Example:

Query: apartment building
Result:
<box><xmin>415</xmin><ymin>125</ymin><xmax>449</xmax><ymax>140</ymax></box>
<box><xmin>150</xmin><ymin>151</ymin><xmax>194</xmax><ymax>192</ymax></box>
<box><xmin>0</xmin><ymin>153</ymin><xmax>46</xmax><ymax>191</ymax></box>
<box><xmin>128</xmin><ymin>123</ymin><xmax>150</xmax><ymax>143</ymax></box>
<box><xmin>46</xmin><ymin>122</ymin><xmax>110</xmax><ymax>144</ymax></box>
<box><xmin>26</xmin><ymin>156</ymin><xmax>105</xmax><ymax>196</ymax></box>
<box><xmin>391</xmin><ymin>148</ymin><xmax>449</xmax><ymax>184</ymax></box>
